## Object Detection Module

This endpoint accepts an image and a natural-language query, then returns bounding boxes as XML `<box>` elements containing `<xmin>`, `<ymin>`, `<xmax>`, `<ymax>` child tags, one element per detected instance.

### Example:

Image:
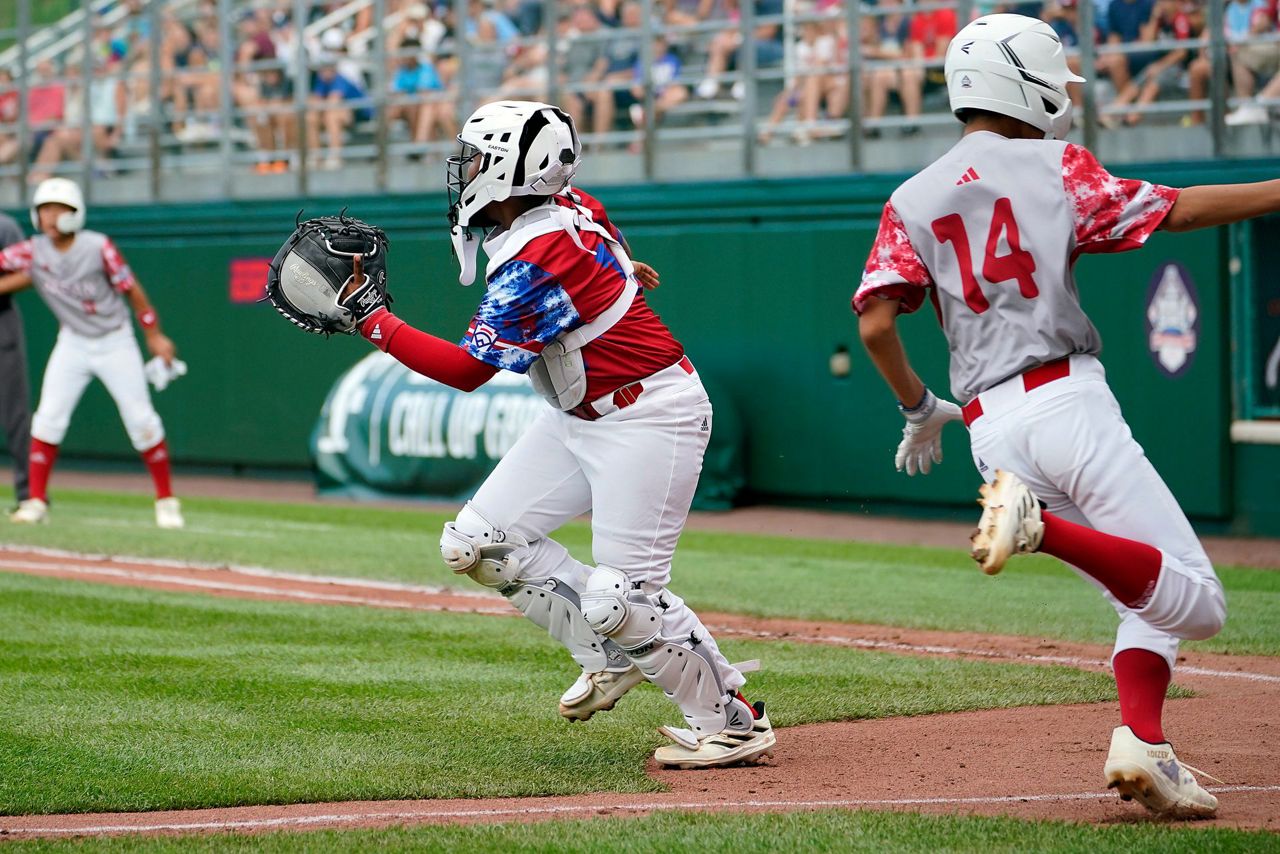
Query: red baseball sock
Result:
<box><xmin>1113</xmin><ymin>648</ymin><xmax>1169</xmax><ymax>744</ymax></box>
<box><xmin>28</xmin><ymin>439</ymin><xmax>58</xmax><ymax>502</ymax></box>
<box><xmin>141</xmin><ymin>440</ymin><xmax>173</xmax><ymax>500</ymax></box>
<box><xmin>1038</xmin><ymin>512</ymin><xmax>1162</xmax><ymax>609</ymax></box>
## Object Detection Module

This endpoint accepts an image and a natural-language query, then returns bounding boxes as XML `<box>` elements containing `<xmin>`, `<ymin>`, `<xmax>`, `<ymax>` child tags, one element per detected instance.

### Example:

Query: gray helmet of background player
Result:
<box><xmin>944</xmin><ymin>14</ymin><xmax>1085</xmax><ymax>140</ymax></box>
<box><xmin>31</xmin><ymin>178</ymin><xmax>86</xmax><ymax>235</ymax></box>
<box><xmin>445</xmin><ymin>100</ymin><xmax>582</xmax><ymax>286</ymax></box>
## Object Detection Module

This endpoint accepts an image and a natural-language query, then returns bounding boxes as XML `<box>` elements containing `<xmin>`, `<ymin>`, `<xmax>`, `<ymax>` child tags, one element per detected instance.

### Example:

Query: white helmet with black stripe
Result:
<box><xmin>31</xmin><ymin>177</ymin><xmax>86</xmax><ymax>234</ymax></box>
<box><xmin>446</xmin><ymin>100</ymin><xmax>581</xmax><ymax>285</ymax></box>
<box><xmin>944</xmin><ymin>14</ymin><xmax>1085</xmax><ymax>140</ymax></box>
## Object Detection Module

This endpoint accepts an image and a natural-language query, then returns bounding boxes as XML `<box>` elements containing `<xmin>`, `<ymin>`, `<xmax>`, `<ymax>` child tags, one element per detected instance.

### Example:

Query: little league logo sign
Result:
<box><xmin>1145</xmin><ymin>262</ymin><xmax>1199</xmax><ymax>378</ymax></box>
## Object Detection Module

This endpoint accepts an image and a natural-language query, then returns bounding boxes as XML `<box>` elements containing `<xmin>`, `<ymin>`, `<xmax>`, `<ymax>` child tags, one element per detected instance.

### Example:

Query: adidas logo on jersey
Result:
<box><xmin>369</xmin><ymin>323</ymin><xmax>382</xmax><ymax>340</ymax></box>
<box><xmin>955</xmin><ymin>167</ymin><xmax>981</xmax><ymax>186</ymax></box>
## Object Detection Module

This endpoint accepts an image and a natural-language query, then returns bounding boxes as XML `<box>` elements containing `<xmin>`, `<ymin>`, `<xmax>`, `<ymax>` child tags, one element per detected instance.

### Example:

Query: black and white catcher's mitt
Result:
<box><xmin>266</xmin><ymin>213</ymin><xmax>391</xmax><ymax>336</ymax></box>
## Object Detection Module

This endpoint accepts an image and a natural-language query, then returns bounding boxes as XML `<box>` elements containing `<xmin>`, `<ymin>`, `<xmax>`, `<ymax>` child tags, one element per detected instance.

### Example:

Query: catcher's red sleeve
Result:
<box><xmin>360</xmin><ymin>308</ymin><xmax>496</xmax><ymax>392</ymax></box>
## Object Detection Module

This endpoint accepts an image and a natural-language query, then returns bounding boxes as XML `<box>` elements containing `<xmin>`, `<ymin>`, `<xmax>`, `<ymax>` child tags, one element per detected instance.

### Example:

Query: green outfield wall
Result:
<box><xmin>10</xmin><ymin>159</ymin><xmax>1279</xmax><ymax>535</ymax></box>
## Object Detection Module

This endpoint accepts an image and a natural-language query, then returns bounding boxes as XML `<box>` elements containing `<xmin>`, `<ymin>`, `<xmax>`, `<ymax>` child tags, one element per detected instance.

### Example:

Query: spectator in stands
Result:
<box><xmin>695</xmin><ymin>0</ymin><xmax>787</xmax><ymax>101</ymax></box>
<box><xmin>27</xmin><ymin>59</ymin><xmax>67</xmax><ymax>155</ymax></box>
<box><xmin>460</xmin><ymin>14</ymin><xmax>508</xmax><ymax>101</ymax></box>
<box><xmin>389</xmin><ymin>47</ymin><xmax>456</xmax><ymax>147</ymax></box>
<box><xmin>559</xmin><ymin>5</ymin><xmax>607</xmax><ymax>132</ymax></box>
<box><xmin>234</xmin><ymin>11</ymin><xmax>288</xmax><ymax>170</ymax></box>
<box><xmin>904</xmin><ymin>0</ymin><xmax>957</xmax><ymax>129</ymax></box>
<box><xmin>665</xmin><ymin>0</ymin><xmax>729</xmax><ymax>28</ymax></box>
<box><xmin>622</xmin><ymin>35</ymin><xmax>690</xmax><ymax>148</ymax></box>
<box><xmin>862</xmin><ymin>2</ymin><xmax>923</xmax><ymax>137</ymax></box>
<box><xmin>29</xmin><ymin>60</ymin><xmax>126</xmax><ymax>184</ymax></box>
<box><xmin>1106</xmin><ymin>0</ymin><xmax>1199</xmax><ymax>125</ymax></box>
<box><xmin>308</xmin><ymin>30</ymin><xmax>370</xmax><ymax>170</ymax></box>
<box><xmin>252</xmin><ymin>68</ymin><xmax>295</xmax><ymax>173</ymax></box>
<box><xmin>588</xmin><ymin>0</ymin><xmax>645</xmax><ymax>137</ymax></box>
<box><xmin>759</xmin><ymin>19</ymin><xmax>845</xmax><ymax>145</ymax></box>
<box><xmin>0</xmin><ymin>69</ymin><xmax>18</xmax><ymax>167</ymax></box>
<box><xmin>467</xmin><ymin>0</ymin><xmax>520</xmax><ymax>44</ymax></box>
<box><xmin>1098</xmin><ymin>0</ymin><xmax>1159</xmax><ymax>100</ymax></box>
<box><xmin>1044</xmin><ymin>0</ymin><xmax>1089</xmax><ymax>103</ymax></box>
<box><xmin>172</xmin><ymin>43</ymin><xmax>222</xmax><ymax>142</ymax></box>
<box><xmin>1222</xmin><ymin>0</ymin><xmax>1280</xmax><ymax>124</ymax></box>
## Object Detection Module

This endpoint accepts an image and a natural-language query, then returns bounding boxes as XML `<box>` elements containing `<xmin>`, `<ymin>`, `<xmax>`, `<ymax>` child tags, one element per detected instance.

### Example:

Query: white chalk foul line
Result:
<box><xmin>5</xmin><ymin>786</ymin><xmax>1279</xmax><ymax>836</ymax></box>
<box><xmin>706</xmin><ymin>624</ymin><xmax>1280</xmax><ymax>685</ymax></box>
<box><xmin>4</xmin><ymin>546</ymin><xmax>1278</xmax><ymax>685</ymax></box>
<box><xmin>0</xmin><ymin>560</ymin><xmax>512</xmax><ymax>617</ymax></box>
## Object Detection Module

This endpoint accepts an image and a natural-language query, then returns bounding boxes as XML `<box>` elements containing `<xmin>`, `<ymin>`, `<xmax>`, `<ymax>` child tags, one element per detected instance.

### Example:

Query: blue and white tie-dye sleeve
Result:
<box><xmin>460</xmin><ymin>260</ymin><xmax>582</xmax><ymax>373</ymax></box>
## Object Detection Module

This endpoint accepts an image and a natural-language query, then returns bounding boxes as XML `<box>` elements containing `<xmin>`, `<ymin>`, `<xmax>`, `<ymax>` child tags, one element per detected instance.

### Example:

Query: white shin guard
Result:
<box><xmin>582</xmin><ymin>565</ymin><xmax>739</xmax><ymax>738</ymax></box>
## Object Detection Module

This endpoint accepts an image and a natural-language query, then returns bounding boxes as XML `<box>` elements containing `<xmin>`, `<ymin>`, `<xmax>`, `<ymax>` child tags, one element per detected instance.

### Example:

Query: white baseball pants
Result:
<box><xmin>467</xmin><ymin>363</ymin><xmax>745</xmax><ymax>692</ymax></box>
<box><xmin>967</xmin><ymin>355</ymin><xmax>1226</xmax><ymax>670</ymax></box>
<box><xmin>31</xmin><ymin>324</ymin><xmax>165</xmax><ymax>452</ymax></box>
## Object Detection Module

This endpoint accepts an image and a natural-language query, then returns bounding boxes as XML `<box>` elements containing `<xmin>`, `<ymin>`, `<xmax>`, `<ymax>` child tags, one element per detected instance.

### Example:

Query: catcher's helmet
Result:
<box><xmin>31</xmin><ymin>177</ymin><xmax>86</xmax><ymax>234</ymax></box>
<box><xmin>446</xmin><ymin>100</ymin><xmax>581</xmax><ymax>285</ymax></box>
<box><xmin>944</xmin><ymin>14</ymin><xmax>1084</xmax><ymax>140</ymax></box>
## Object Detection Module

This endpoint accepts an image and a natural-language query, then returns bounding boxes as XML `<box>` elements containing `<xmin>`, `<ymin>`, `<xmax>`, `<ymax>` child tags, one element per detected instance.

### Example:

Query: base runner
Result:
<box><xmin>0</xmin><ymin>178</ymin><xmax>183</xmax><ymax>529</ymax></box>
<box><xmin>854</xmin><ymin>14</ymin><xmax>1280</xmax><ymax>818</ymax></box>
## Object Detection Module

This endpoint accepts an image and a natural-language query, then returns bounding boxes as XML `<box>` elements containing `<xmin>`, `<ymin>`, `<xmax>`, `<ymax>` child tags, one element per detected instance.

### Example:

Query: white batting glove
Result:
<box><xmin>895</xmin><ymin>388</ymin><xmax>963</xmax><ymax>476</ymax></box>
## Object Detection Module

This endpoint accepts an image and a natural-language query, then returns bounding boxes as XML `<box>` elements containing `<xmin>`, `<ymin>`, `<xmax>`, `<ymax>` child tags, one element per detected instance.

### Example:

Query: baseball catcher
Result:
<box><xmin>265</xmin><ymin>101</ymin><xmax>773</xmax><ymax>770</ymax></box>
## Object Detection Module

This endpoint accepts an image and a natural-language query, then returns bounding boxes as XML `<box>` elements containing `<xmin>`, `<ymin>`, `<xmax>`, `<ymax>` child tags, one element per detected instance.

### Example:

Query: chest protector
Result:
<box><xmin>483</xmin><ymin>198</ymin><xmax>638</xmax><ymax>410</ymax></box>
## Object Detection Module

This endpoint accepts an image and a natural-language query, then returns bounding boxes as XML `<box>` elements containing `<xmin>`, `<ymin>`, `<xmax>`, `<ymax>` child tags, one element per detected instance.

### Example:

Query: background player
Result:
<box><xmin>336</xmin><ymin>100</ymin><xmax>774</xmax><ymax>769</ymax></box>
<box><xmin>0</xmin><ymin>178</ymin><xmax>184</xmax><ymax>529</ymax></box>
<box><xmin>0</xmin><ymin>210</ymin><xmax>31</xmax><ymax>512</ymax></box>
<box><xmin>852</xmin><ymin>14</ymin><xmax>1280</xmax><ymax>818</ymax></box>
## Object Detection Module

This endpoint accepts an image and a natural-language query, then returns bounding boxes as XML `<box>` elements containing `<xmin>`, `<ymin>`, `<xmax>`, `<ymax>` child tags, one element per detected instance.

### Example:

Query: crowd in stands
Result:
<box><xmin>0</xmin><ymin>0</ymin><xmax>1275</xmax><ymax>181</ymax></box>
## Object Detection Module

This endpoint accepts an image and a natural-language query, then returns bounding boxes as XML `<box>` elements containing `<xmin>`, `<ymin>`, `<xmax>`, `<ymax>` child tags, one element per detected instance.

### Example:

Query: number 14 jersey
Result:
<box><xmin>853</xmin><ymin>131</ymin><xmax>1179</xmax><ymax>404</ymax></box>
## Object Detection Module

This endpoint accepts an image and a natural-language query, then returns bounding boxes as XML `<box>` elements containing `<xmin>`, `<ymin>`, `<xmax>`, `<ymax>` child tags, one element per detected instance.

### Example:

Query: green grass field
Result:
<box><xmin>0</xmin><ymin>488</ymin><xmax>1275</xmax><ymax>851</ymax></box>
<box><xmin>3</xmin><ymin>489</ymin><xmax>1278</xmax><ymax>655</ymax></box>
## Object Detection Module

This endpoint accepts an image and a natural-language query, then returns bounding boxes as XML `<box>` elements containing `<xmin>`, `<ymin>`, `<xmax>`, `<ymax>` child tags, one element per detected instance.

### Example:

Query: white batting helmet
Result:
<box><xmin>31</xmin><ymin>177</ymin><xmax>86</xmax><ymax>234</ymax></box>
<box><xmin>944</xmin><ymin>14</ymin><xmax>1085</xmax><ymax>140</ymax></box>
<box><xmin>446</xmin><ymin>100</ymin><xmax>581</xmax><ymax>285</ymax></box>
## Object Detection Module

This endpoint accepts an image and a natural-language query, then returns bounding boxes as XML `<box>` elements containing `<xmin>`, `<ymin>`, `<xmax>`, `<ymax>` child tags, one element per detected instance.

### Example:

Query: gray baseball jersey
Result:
<box><xmin>0</xmin><ymin>229</ymin><xmax>138</xmax><ymax>338</ymax></box>
<box><xmin>854</xmin><ymin>131</ymin><xmax>1179</xmax><ymax>403</ymax></box>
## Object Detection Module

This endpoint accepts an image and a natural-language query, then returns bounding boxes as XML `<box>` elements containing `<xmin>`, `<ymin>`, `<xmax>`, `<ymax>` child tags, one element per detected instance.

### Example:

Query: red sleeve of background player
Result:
<box><xmin>359</xmin><ymin>308</ymin><xmax>497</xmax><ymax>392</ymax></box>
<box><xmin>0</xmin><ymin>239</ymin><xmax>34</xmax><ymax>275</ymax></box>
<box><xmin>101</xmin><ymin>236</ymin><xmax>139</xmax><ymax>292</ymax></box>
<box><xmin>852</xmin><ymin>201</ymin><xmax>933</xmax><ymax>316</ymax></box>
<box><xmin>1062</xmin><ymin>144</ymin><xmax>1180</xmax><ymax>255</ymax></box>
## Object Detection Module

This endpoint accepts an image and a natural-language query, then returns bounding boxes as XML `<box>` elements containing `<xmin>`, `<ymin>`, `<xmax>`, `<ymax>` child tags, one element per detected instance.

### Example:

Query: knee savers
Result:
<box><xmin>582</xmin><ymin>566</ymin><xmax>733</xmax><ymax>737</ymax></box>
<box><xmin>439</xmin><ymin>502</ymin><xmax>527</xmax><ymax>591</ymax></box>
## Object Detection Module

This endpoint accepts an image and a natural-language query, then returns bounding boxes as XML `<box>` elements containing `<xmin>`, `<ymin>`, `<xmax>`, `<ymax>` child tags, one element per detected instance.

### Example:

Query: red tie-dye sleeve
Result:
<box><xmin>853</xmin><ymin>201</ymin><xmax>933</xmax><ymax>315</ymax></box>
<box><xmin>0</xmin><ymin>239</ymin><xmax>34</xmax><ymax>274</ymax></box>
<box><xmin>101</xmin><ymin>236</ymin><xmax>138</xmax><ymax>292</ymax></box>
<box><xmin>1062</xmin><ymin>144</ymin><xmax>1180</xmax><ymax>255</ymax></box>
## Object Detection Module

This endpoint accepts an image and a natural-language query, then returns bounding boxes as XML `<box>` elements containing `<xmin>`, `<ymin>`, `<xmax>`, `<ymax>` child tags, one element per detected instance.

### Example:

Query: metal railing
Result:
<box><xmin>0</xmin><ymin>0</ymin><xmax>1249</xmax><ymax>205</ymax></box>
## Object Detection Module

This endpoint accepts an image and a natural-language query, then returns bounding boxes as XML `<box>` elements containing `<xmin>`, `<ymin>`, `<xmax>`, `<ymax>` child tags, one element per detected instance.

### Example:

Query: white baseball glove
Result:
<box><xmin>895</xmin><ymin>388</ymin><xmax>963</xmax><ymax>476</ymax></box>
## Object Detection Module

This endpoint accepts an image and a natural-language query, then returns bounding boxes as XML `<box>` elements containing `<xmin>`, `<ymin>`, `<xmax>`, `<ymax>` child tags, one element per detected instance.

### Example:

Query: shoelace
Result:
<box><xmin>1178</xmin><ymin>760</ymin><xmax>1226</xmax><ymax>787</ymax></box>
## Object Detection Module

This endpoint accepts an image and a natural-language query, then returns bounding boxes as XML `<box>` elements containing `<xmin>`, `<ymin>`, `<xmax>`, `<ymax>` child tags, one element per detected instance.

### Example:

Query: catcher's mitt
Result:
<box><xmin>266</xmin><ymin>212</ymin><xmax>391</xmax><ymax>336</ymax></box>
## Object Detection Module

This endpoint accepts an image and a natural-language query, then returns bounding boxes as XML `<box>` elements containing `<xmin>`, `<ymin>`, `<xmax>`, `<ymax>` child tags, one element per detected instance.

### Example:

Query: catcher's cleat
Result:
<box><xmin>970</xmin><ymin>469</ymin><xmax>1044</xmax><ymax>575</ymax></box>
<box><xmin>1103</xmin><ymin>725</ymin><xmax>1220</xmax><ymax>819</ymax></box>
<box><xmin>155</xmin><ymin>497</ymin><xmax>185</xmax><ymax>530</ymax></box>
<box><xmin>654</xmin><ymin>697</ymin><xmax>776</xmax><ymax>770</ymax></box>
<box><xmin>10</xmin><ymin>498</ymin><xmax>49</xmax><ymax>525</ymax></box>
<box><xmin>559</xmin><ymin>665</ymin><xmax>645</xmax><ymax>722</ymax></box>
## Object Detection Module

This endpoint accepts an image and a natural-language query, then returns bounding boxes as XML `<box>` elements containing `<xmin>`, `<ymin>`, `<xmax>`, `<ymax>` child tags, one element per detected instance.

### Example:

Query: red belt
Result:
<box><xmin>961</xmin><ymin>358</ymin><xmax>1071</xmax><ymax>427</ymax></box>
<box><xmin>569</xmin><ymin>356</ymin><xmax>693</xmax><ymax>421</ymax></box>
